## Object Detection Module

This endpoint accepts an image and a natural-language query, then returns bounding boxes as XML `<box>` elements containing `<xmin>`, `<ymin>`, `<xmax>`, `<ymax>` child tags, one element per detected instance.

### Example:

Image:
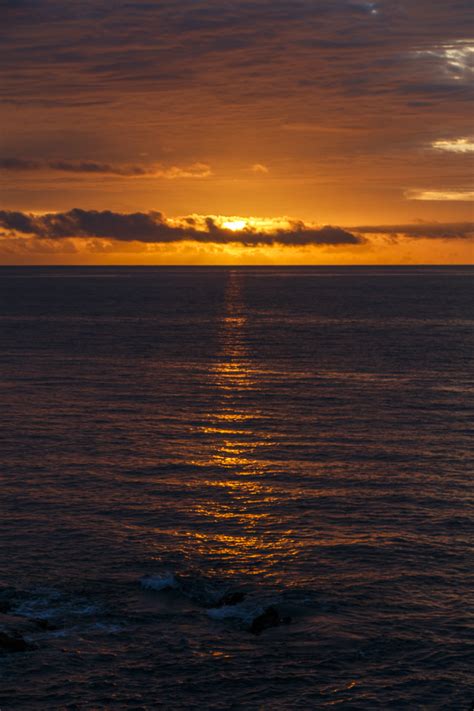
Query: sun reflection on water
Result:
<box><xmin>187</xmin><ymin>270</ymin><xmax>289</xmax><ymax>568</ymax></box>
<box><xmin>202</xmin><ymin>269</ymin><xmax>273</xmax><ymax>475</ymax></box>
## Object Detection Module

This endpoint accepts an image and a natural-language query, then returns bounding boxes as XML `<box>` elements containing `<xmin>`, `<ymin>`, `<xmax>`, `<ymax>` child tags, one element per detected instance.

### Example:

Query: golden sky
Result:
<box><xmin>0</xmin><ymin>0</ymin><xmax>473</xmax><ymax>264</ymax></box>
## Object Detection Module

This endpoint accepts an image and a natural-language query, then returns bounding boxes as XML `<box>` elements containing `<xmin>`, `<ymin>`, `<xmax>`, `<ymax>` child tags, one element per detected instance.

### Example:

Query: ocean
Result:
<box><xmin>0</xmin><ymin>266</ymin><xmax>472</xmax><ymax>709</ymax></box>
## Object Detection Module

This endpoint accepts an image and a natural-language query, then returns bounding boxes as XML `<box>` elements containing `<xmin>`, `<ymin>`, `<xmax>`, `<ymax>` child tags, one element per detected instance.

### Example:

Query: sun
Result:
<box><xmin>222</xmin><ymin>219</ymin><xmax>247</xmax><ymax>232</ymax></box>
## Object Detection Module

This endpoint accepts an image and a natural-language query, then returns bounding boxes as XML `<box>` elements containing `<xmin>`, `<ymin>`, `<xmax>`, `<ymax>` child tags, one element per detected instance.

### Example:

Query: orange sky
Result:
<box><xmin>0</xmin><ymin>0</ymin><xmax>472</xmax><ymax>264</ymax></box>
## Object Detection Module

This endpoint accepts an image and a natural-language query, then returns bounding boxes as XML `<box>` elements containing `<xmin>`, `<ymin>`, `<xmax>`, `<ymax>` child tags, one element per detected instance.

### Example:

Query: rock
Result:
<box><xmin>0</xmin><ymin>612</ymin><xmax>44</xmax><ymax>650</ymax></box>
<box><xmin>249</xmin><ymin>606</ymin><xmax>292</xmax><ymax>635</ymax></box>
<box><xmin>0</xmin><ymin>587</ymin><xmax>17</xmax><ymax>614</ymax></box>
<box><xmin>0</xmin><ymin>612</ymin><xmax>39</xmax><ymax>635</ymax></box>
<box><xmin>214</xmin><ymin>592</ymin><xmax>246</xmax><ymax>608</ymax></box>
<box><xmin>32</xmin><ymin>618</ymin><xmax>58</xmax><ymax>631</ymax></box>
<box><xmin>0</xmin><ymin>590</ymin><xmax>55</xmax><ymax>650</ymax></box>
<box><xmin>0</xmin><ymin>631</ymin><xmax>34</xmax><ymax>653</ymax></box>
<box><xmin>0</xmin><ymin>611</ymin><xmax>40</xmax><ymax>653</ymax></box>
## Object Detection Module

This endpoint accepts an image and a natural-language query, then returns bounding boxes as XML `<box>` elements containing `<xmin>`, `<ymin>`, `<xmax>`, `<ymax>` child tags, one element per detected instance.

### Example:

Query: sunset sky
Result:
<box><xmin>1</xmin><ymin>0</ymin><xmax>473</xmax><ymax>264</ymax></box>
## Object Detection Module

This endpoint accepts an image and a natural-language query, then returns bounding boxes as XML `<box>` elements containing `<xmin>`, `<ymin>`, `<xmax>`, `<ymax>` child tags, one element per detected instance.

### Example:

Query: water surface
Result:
<box><xmin>0</xmin><ymin>266</ymin><xmax>472</xmax><ymax>709</ymax></box>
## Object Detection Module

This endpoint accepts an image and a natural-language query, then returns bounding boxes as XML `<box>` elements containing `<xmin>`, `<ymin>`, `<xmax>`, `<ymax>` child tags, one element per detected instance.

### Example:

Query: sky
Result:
<box><xmin>0</xmin><ymin>0</ymin><xmax>473</xmax><ymax>264</ymax></box>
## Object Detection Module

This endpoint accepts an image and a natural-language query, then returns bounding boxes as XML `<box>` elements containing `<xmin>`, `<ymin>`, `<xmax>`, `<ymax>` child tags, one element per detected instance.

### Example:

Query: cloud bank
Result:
<box><xmin>0</xmin><ymin>209</ymin><xmax>361</xmax><ymax>246</ymax></box>
<box><xmin>1</xmin><ymin>210</ymin><xmax>472</xmax><ymax>251</ymax></box>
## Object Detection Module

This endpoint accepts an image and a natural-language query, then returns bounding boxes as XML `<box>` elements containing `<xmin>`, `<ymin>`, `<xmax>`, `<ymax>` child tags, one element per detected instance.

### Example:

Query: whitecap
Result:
<box><xmin>13</xmin><ymin>588</ymin><xmax>100</xmax><ymax>620</ymax></box>
<box><xmin>140</xmin><ymin>573</ymin><xmax>178</xmax><ymax>592</ymax></box>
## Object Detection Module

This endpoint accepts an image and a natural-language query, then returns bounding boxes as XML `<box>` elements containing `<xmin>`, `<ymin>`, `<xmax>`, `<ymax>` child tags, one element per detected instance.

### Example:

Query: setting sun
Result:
<box><xmin>222</xmin><ymin>219</ymin><xmax>248</xmax><ymax>232</ymax></box>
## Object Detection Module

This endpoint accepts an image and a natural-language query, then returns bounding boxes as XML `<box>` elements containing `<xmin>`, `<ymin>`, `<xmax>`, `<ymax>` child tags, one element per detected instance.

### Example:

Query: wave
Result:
<box><xmin>140</xmin><ymin>573</ymin><xmax>178</xmax><ymax>592</ymax></box>
<box><xmin>139</xmin><ymin>571</ymin><xmax>293</xmax><ymax>633</ymax></box>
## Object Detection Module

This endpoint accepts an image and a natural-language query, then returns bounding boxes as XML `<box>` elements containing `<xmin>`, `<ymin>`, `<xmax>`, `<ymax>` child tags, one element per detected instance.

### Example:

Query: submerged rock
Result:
<box><xmin>0</xmin><ymin>586</ymin><xmax>17</xmax><ymax>614</ymax></box>
<box><xmin>0</xmin><ymin>612</ymin><xmax>44</xmax><ymax>652</ymax></box>
<box><xmin>32</xmin><ymin>618</ymin><xmax>58</xmax><ymax>631</ymax></box>
<box><xmin>249</xmin><ymin>606</ymin><xmax>292</xmax><ymax>635</ymax></box>
<box><xmin>214</xmin><ymin>592</ymin><xmax>246</xmax><ymax>608</ymax></box>
<box><xmin>0</xmin><ymin>589</ymin><xmax>57</xmax><ymax>651</ymax></box>
<box><xmin>0</xmin><ymin>631</ymin><xmax>35</xmax><ymax>653</ymax></box>
<box><xmin>0</xmin><ymin>600</ymin><xmax>12</xmax><ymax>614</ymax></box>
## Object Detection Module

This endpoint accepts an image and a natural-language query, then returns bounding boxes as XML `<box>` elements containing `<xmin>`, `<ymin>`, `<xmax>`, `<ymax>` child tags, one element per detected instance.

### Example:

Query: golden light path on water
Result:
<box><xmin>188</xmin><ymin>271</ymin><xmax>297</xmax><ymax>574</ymax></box>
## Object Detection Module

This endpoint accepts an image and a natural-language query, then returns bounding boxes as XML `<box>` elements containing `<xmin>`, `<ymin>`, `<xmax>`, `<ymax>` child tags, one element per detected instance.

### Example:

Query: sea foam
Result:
<box><xmin>140</xmin><ymin>573</ymin><xmax>178</xmax><ymax>591</ymax></box>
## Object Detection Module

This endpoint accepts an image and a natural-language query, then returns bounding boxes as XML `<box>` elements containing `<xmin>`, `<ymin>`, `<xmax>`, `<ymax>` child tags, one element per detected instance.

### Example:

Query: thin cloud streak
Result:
<box><xmin>0</xmin><ymin>158</ymin><xmax>212</xmax><ymax>179</ymax></box>
<box><xmin>431</xmin><ymin>138</ymin><xmax>474</xmax><ymax>153</ymax></box>
<box><xmin>405</xmin><ymin>189</ymin><xmax>474</xmax><ymax>201</ymax></box>
<box><xmin>350</xmin><ymin>222</ymin><xmax>474</xmax><ymax>239</ymax></box>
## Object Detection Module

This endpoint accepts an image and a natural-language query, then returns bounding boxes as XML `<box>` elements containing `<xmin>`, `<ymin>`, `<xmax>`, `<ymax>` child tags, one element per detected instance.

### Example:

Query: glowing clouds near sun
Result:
<box><xmin>0</xmin><ymin>209</ymin><xmax>362</xmax><ymax>246</ymax></box>
<box><xmin>0</xmin><ymin>209</ymin><xmax>472</xmax><ymax>265</ymax></box>
<box><xmin>431</xmin><ymin>138</ymin><xmax>474</xmax><ymax>153</ymax></box>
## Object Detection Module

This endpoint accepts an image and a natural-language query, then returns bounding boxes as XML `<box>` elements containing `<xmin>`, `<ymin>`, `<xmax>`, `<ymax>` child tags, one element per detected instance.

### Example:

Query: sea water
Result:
<box><xmin>0</xmin><ymin>266</ymin><xmax>472</xmax><ymax>709</ymax></box>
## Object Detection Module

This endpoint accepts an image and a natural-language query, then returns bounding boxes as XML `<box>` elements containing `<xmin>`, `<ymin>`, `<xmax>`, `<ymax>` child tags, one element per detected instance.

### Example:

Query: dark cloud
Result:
<box><xmin>48</xmin><ymin>160</ymin><xmax>149</xmax><ymax>176</ymax></box>
<box><xmin>0</xmin><ymin>158</ymin><xmax>152</xmax><ymax>176</ymax></box>
<box><xmin>1</xmin><ymin>1</ymin><xmax>472</xmax><ymax>107</ymax></box>
<box><xmin>352</xmin><ymin>223</ymin><xmax>474</xmax><ymax>239</ymax></box>
<box><xmin>0</xmin><ymin>158</ymin><xmax>40</xmax><ymax>170</ymax></box>
<box><xmin>1</xmin><ymin>210</ymin><xmax>471</xmax><ymax>247</ymax></box>
<box><xmin>0</xmin><ymin>159</ymin><xmax>211</xmax><ymax>178</ymax></box>
<box><xmin>0</xmin><ymin>209</ymin><xmax>361</xmax><ymax>246</ymax></box>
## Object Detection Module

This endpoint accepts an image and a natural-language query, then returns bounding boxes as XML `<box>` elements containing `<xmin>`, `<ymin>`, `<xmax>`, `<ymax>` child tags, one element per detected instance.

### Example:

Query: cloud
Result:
<box><xmin>251</xmin><ymin>163</ymin><xmax>269</xmax><ymax>174</ymax></box>
<box><xmin>1</xmin><ymin>210</ymin><xmax>471</xmax><ymax>249</ymax></box>
<box><xmin>431</xmin><ymin>138</ymin><xmax>474</xmax><ymax>153</ymax></box>
<box><xmin>1</xmin><ymin>0</ymin><xmax>472</xmax><ymax>226</ymax></box>
<box><xmin>405</xmin><ymin>189</ymin><xmax>474</xmax><ymax>201</ymax></box>
<box><xmin>160</xmin><ymin>163</ymin><xmax>212</xmax><ymax>179</ymax></box>
<box><xmin>352</xmin><ymin>222</ymin><xmax>474</xmax><ymax>239</ymax></box>
<box><xmin>282</xmin><ymin>122</ymin><xmax>366</xmax><ymax>134</ymax></box>
<box><xmin>0</xmin><ymin>158</ymin><xmax>211</xmax><ymax>178</ymax></box>
<box><xmin>0</xmin><ymin>208</ymin><xmax>361</xmax><ymax>246</ymax></box>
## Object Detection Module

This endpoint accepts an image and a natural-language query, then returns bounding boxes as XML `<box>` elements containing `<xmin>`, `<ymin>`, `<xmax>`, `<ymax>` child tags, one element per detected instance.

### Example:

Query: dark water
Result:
<box><xmin>0</xmin><ymin>266</ymin><xmax>472</xmax><ymax>710</ymax></box>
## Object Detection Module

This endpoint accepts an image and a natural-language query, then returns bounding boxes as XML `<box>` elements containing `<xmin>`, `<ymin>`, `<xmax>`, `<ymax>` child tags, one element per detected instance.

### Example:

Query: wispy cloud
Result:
<box><xmin>0</xmin><ymin>158</ymin><xmax>212</xmax><ymax>179</ymax></box>
<box><xmin>405</xmin><ymin>189</ymin><xmax>474</xmax><ymax>201</ymax></box>
<box><xmin>431</xmin><ymin>138</ymin><xmax>474</xmax><ymax>153</ymax></box>
<box><xmin>282</xmin><ymin>123</ymin><xmax>366</xmax><ymax>134</ymax></box>
<box><xmin>350</xmin><ymin>222</ymin><xmax>474</xmax><ymax>239</ymax></box>
<box><xmin>251</xmin><ymin>163</ymin><xmax>269</xmax><ymax>174</ymax></box>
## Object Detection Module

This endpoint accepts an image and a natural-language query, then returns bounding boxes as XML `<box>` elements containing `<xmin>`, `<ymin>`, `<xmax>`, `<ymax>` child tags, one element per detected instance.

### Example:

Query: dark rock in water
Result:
<box><xmin>0</xmin><ymin>612</ymin><xmax>44</xmax><ymax>648</ymax></box>
<box><xmin>0</xmin><ymin>631</ymin><xmax>34</xmax><ymax>653</ymax></box>
<box><xmin>249</xmin><ymin>606</ymin><xmax>292</xmax><ymax>635</ymax></box>
<box><xmin>215</xmin><ymin>592</ymin><xmax>246</xmax><ymax>608</ymax></box>
<box><xmin>0</xmin><ymin>608</ymin><xmax>42</xmax><ymax>651</ymax></box>
<box><xmin>0</xmin><ymin>587</ymin><xmax>17</xmax><ymax>613</ymax></box>
<box><xmin>32</xmin><ymin>618</ymin><xmax>58</xmax><ymax>631</ymax></box>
